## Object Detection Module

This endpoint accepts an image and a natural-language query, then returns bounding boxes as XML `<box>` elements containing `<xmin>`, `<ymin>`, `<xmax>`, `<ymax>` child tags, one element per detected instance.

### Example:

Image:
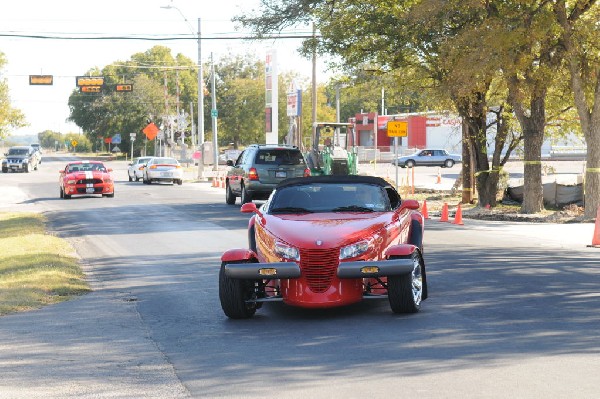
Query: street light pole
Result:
<box><xmin>160</xmin><ymin>3</ymin><xmax>205</xmax><ymax>180</ymax></box>
<box><xmin>196</xmin><ymin>17</ymin><xmax>205</xmax><ymax>180</ymax></box>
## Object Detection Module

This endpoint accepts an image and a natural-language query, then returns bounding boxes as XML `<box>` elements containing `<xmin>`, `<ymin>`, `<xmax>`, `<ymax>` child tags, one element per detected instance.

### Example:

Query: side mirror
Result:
<box><xmin>240</xmin><ymin>202</ymin><xmax>258</xmax><ymax>214</ymax></box>
<box><xmin>226</xmin><ymin>160</ymin><xmax>234</xmax><ymax>166</ymax></box>
<box><xmin>400</xmin><ymin>199</ymin><xmax>420</xmax><ymax>210</ymax></box>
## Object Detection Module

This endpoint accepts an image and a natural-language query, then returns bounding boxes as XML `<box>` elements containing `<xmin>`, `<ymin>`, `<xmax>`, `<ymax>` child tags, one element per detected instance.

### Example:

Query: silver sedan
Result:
<box><xmin>142</xmin><ymin>157</ymin><xmax>184</xmax><ymax>185</ymax></box>
<box><xmin>392</xmin><ymin>149</ymin><xmax>462</xmax><ymax>168</ymax></box>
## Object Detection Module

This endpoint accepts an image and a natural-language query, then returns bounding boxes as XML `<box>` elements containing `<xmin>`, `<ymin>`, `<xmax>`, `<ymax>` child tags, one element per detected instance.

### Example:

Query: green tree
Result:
<box><xmin>67</xmin><ymin>46</ymin><xmax>198</xmax><ymax>157</ymax></box>
<box><xmin>0</xmin><ymin>52</ymin><xmax>27</xmax><ymax>139</ymax></box>
<box><xmin>554</xmin><ymin>0</ymin><xmax>600</xmax><ymax>219</ymax></box>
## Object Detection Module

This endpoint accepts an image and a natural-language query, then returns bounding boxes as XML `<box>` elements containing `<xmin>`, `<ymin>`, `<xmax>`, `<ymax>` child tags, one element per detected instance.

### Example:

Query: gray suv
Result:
<box><xmin>225</xmin><ymin>144</ymin><xmax>310</xmax><ymax>204</ymax></box>
<box><xmin>2</xmin><ymin>146</ymin><xmax>40</xmax><ymax>173</ymax></box>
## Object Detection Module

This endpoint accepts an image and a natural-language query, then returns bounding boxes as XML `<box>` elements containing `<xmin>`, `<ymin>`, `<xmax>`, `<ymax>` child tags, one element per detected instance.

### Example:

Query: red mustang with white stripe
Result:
<box><xmin>59</xmin><ymin>161</ymin><xmax>114</xmax><ymax>199</ymax></box>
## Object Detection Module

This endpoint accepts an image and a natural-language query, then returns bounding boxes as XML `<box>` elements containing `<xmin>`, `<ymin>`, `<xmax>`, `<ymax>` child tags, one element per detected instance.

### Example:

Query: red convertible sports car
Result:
<box><xmin>219</xmin><ymin>175</ymin><xmax>427</xmax><ymax>319</ymax></box>
<box><xmin>59</xmin><ymin>160</ymin><xmax>114</xmax><ymax>199</ymax></box>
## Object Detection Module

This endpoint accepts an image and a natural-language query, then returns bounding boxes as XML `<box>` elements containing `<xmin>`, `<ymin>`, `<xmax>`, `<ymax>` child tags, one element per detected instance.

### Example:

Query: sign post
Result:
<box><xmin>130</xmin><ymin>133</ymin><xmax>136</xmax><ymax>160</ymax></box>
<box><xmin>387</xmin><ymin>121</ymin><xmax>409</xmax><ymax>190</ymax></box>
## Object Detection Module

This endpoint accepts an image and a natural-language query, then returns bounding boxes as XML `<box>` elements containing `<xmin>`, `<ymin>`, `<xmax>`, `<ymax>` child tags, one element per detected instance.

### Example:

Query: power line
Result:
<box><xmin>0</xmin><ymin>32</ymin><xmax>318</xmax><ymax>41</ymax></box>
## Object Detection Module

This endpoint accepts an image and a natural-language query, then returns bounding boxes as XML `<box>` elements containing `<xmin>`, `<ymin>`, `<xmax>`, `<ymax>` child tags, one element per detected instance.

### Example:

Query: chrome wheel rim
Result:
<box><xmin>411</xmin><ymin>255</ymin><xmax>423</xmax><ymax>305</ymax></box>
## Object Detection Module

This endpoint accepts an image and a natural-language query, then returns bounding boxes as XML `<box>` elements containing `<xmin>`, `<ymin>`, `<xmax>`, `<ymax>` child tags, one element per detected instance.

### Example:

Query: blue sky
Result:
<box><xmin>1</xmin><ymin>0</ymin><xmax>329</xmax><ymax>136</ymax></box>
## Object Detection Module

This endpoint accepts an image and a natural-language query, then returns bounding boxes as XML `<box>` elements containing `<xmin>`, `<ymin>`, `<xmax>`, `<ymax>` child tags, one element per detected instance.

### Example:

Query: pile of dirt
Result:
<box><xmin>459</xmin><ymin>203</ymin><xmax>590</xmax><ymax>223</ymax></box>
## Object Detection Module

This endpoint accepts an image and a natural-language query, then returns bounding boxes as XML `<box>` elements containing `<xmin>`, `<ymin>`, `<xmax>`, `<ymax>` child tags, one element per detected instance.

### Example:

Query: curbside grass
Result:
<box><xmin>0</xmin><ymin>212</ymin><xmax>90</xmax><ymax>316</ymax></box>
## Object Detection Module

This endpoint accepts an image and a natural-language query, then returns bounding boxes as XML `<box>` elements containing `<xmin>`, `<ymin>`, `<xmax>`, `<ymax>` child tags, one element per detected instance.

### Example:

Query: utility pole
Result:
<box><xmin>211</xmin><ymin>52</ymin><xmax>218</xmax><ymax>171</ymax></box>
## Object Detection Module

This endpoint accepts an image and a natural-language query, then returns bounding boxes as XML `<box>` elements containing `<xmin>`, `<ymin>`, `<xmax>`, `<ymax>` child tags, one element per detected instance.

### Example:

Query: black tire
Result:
<box><xmin>63</xmin><ymin>192</ymin><xmax>71</xmax><ymax>199</ymax></box>
<box><xmin>387</xmin><ymin>251</ymin><xmax>424</xmax><ymax>314</ymax></box>
<box><xmin>59</xmin><ymin>187</ymin><xmax>64</xmax><ymax>199</ymax></box>
<box><xmin>409</xmin><ymin>220</ymin><xmax>423</xmax><ymax>251</ymax></box>
<box><xmin>176</xmin><ymin>179</ymin><xmax>183</xmax><ymax>185</ymax></box>
<box><xmin>128</xmin><ymin>174</ymin><xmax>133</xmax><ymax>182</ymax></box>
<box><xmin>241</xmin><ymin>184</ymin><xmax>252</xmax><ymax>204</ymax></box>
<box><xmin>248</xmin><ymin>224</ymin><xmax>257</xmax><ymax>253</ymax></box>
<box><xmin>405</xmin><ymin>160</ymin><xmax>415</xmax><ymax>168</ymax></box>
<box><xmin>219</xmin><ymin>261</ymin><xmax>258</xmax><ymax>319</ymax></box>
<box><xmin>24</xmin><ymin>163</ymin><xmax>30</xmax><ymax>173</ymax></box>
<box><xmin>135</xmin><ymin>176</ymin><xmax>140</xmax><ymax>182</ymax></box>
<box><xmin>1</xmin><ymin>167</ymin><xmax>7</xmax><ymax>173</ymax></box>
<box><xmin>409</xmin><ymin>220</ymin><xmax>427</xmax><ymax>300</ymax></box>
<box><xmin>104</xmin><ymin>192</ymin><xmax>115</xmax><ymax>198</ymax></box>
<box><xmin>225</xmin><ymin>182</ymin><xmax>236</xmax><ymax>205</ymax></box>
<box><xmin>444</xmin><ymin>159</ymin><xmax>454</xmax><ymax>168</ymax></box>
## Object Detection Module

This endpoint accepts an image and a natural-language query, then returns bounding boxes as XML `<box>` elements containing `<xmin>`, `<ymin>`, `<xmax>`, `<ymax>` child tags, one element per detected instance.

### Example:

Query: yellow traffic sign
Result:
<box><xmin>71</xmin><ymin>140</ymin><xmax>78</xmax><ymax>147</ymax></box>
<box><xmin>387</xmin><ymin>121</ymin><xmax>408</xmax><ymax>137</ymax></box>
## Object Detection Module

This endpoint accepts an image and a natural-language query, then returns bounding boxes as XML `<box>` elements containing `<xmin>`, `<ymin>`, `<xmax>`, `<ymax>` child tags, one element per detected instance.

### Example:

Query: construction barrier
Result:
<box><xmin>421</xmin><ymin>200</ymin><xmax>430</xmax><ymax>219</ymax></box>
<box><xmin>439</xmin><ymin>202</ymin><xmax>449</xmax><ymax>222</ymax></box>
<box><xmin>452</xmin><ymin>203</ymin><xmax>464</xmax><ymax>225</ymax></box>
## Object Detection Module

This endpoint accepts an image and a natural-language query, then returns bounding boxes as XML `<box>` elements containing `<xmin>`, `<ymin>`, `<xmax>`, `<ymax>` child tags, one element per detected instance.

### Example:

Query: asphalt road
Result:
<box><xmin>0</xmin><ymin>156</ymin><xmax>598</xmax><ymax>398</ymax></box>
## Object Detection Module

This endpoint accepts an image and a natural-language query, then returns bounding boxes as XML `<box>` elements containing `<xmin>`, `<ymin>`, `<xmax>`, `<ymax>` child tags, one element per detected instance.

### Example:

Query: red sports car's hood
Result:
<box><xmin>64</xmin><ymin>171</ymin><xmax>108</xmax><ymax>179</ymax></box>
<box><xmin>262</xmin><ymin>213</ymin><xmax>390</xmax><ymax>249</ymax></box>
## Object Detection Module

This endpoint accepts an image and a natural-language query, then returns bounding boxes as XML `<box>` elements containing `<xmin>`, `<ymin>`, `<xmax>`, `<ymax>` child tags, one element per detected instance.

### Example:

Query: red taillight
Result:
<box><xmin>248</xmin><ymin>167</ymin><xmax>259</xmax><ymax>180</ymax></box>
<box><xmin>303</xmin><ymin>168</ymin><xmax>311</xmax><ymax>177</ymax></box>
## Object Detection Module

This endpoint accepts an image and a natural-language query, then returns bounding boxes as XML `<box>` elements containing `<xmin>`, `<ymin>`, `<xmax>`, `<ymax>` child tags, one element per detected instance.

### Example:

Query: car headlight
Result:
<box><xmin>67</xmin><ymin>179</ymin><xmax>76</xmax><ymax>184</ymax></box>
<box><xmin>340</xmin><ymin>240</ymin><xmax>371</xmax><ymax>260</ymax></box>
<box><xmin>274</xmin><ymin>241</ymin><xmax>300</xmax><ymax>261</ymax></box>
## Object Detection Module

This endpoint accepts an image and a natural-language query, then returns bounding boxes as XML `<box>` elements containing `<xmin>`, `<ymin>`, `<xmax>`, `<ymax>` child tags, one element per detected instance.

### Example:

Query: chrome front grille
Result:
<box><xmin>299</xmin><ymin>248</ymin><xmax>339</xmax><ymax>293</ymax></box>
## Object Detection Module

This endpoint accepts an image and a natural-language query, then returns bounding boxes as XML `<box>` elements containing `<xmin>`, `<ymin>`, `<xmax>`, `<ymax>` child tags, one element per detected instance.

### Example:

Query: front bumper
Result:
<box><xmin>224</xmin><ymin>258</ymin><xmax>414</xmax><ymax>280</ymax></box>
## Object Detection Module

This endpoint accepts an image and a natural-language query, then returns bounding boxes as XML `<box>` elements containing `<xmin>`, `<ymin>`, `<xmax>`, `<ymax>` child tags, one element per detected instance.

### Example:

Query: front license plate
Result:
<box><xmin>275</xmin><ymin>171</ymin><xmax>287</xmax><ymax>178</ymax></box>
<box><xmin>161</xmin><ymin>172</ymin><xmax>172</xmax><ymax>177</ymax></box>
<box><xmin>86</xmin><ymin>188</ymin><xmax>95</xmax><ymax>193</ymax></box>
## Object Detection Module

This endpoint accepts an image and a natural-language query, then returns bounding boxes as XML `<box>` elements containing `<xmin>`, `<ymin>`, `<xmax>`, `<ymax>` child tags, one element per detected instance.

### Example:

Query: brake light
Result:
<box><xmin>150</xmin><ymin>165</ymin><xmax>158</xmax><ymax>169</ymax></box>
<box><xmin>304</xmin><ymin>168</ymin><xmax>311</xmax><ymax>177</ymax></box>
<box><xmin>248</xmin><ymin>167</ymin><xmax>259</xmax><ymax>181</ymax></box>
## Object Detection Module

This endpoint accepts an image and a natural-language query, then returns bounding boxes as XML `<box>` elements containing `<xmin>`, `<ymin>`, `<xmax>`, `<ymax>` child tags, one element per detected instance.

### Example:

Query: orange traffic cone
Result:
<box><xmin>220</xmin><ymin>176</ymin><xmax>226</xmax><ymax>189</ymax></box>
<box><xmin>588</xmin><ymin>206</ymin><xmax>600</xmax><ymax>248</ymax></box>
<box><xmin>436</xmin><ymin>169</ymin><xmax>442</xmax><ymax>184</ymax></box>
<box><xmin>421</xmin><ymin>200</ymin><xmax>430</xmax><ymax>219</ymax></box>
<box><xmin>439</xmin><ymin>202</ymin><xmax>449</xmax><ymax>222</ymax></box>
<box><xmin>212</xmin><ymin>175</ymin><xmax>218</xmax><ymax>187</ymax></box>
<box><xmin>452</xmin><ymin>203</ymin><xmax>464</xmax><ymax>225</ymax></box>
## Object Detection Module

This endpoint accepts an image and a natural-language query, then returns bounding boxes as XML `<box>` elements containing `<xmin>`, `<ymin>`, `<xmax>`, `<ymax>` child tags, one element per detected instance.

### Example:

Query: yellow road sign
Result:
<box><xmin>387</xmin><ymin>121</ymin><xmax>408</xmax><ymax>137</ymax></box>
<box><xmin>71</xmin><ymin>140</ymin><xmax>78</xmax><ymax>147</ymax></box>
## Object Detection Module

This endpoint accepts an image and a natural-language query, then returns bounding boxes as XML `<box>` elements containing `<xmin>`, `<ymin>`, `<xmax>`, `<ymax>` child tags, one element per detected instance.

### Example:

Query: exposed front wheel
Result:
<box><xmin>219</xmin><ymin>261</ymin><xmax>258</xmax><ymax>319</ymax></box>
<box><xmin>444</xmin><ymin>159</ymin><xmax>455</xmax><ymax>168</ymax></box>
<box><xmin>1</xmin><ymin>167</ymin><xmax>7</xmax><ymax>173</ymax></box>
<box><xmin>387</xmin><ymin>251</ymin><xmax>424</xmax><ymax>313</ymax></box>
<box><xmin>405</xmin><ymin>160</ymin><xmax>415</xmax><ymax>168</ymax></box>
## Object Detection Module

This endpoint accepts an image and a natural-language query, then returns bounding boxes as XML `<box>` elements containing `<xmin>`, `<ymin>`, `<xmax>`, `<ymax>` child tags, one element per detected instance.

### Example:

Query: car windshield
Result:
<box><xmin>8</xmin><ymin>149</ymin><xmax>28</xmax><ymax>155</ymax></box>
<box><xmin>151</xmin><ymin>158</ymin><xmax>178</xmax><ymax>165</ymax></box>
<box><xmin>255</xmin><ymin>149</ymin><xmax>305</xmax><ymax>165</ymax></box>
<box><xmin>68</xmin><ymin>163</ymin><xmax>106</xmax><ymax>172</ymax></box>
<box><xmin>269</xmin><ymin>183</ymin><xmax>390</xmax><ymax>214</ymax></box>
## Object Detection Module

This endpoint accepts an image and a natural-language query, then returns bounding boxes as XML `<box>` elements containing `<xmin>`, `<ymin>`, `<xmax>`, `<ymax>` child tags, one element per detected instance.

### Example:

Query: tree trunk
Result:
<box><xmin>583</xmin><ymin>120</ymin><xmax>600</xmax><ymax>219</ymax></box>
<box><xmin>461</xmin><ymin>121</ymin><xmax>474</xmax><ymax>203</ymax></box>
<box><xmin>521</xmin><ymin>126</ymin><xmax>545</xmax><ymax>213</ymax></box>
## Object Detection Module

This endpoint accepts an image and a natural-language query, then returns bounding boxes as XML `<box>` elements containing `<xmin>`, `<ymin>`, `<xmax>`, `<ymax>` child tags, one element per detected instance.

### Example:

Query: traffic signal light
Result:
<box><xmin>81</xmin><ymin>86</ymin><xmax>101</xmax><ymax>93</ymax></box>
<box><xmin>76</xmin><ymin>76</ymin><xmax>104</xmax><ymax>87</ymax></box>
<box><xmin>29</xmin><ymin>75</ymin><xmax>53</xmax><ymax>85</ymax></box>
<box><xmin>115</xmin><ymin>84</ymin><xmax>133</xmax><ymax>92</ymax></box>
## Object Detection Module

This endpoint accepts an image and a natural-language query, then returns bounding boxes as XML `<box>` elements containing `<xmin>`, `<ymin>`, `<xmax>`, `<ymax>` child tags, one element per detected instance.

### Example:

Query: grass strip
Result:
<box><xmin>0</xmin><ymin>212</ymin><xmax>90</xmax><ymax>316</ymax></box>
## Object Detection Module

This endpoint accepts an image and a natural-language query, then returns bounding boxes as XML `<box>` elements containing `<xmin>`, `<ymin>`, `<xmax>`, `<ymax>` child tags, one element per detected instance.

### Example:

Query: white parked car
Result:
<box><xmin>142</xmin><ymin>157</ymin><xmax>184</xmax><ymax>185</ymax></box>
<box><xmin>127</xmin><ymin>156</ymin><xmax>153</xmax><ymax>182</ymax></box>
